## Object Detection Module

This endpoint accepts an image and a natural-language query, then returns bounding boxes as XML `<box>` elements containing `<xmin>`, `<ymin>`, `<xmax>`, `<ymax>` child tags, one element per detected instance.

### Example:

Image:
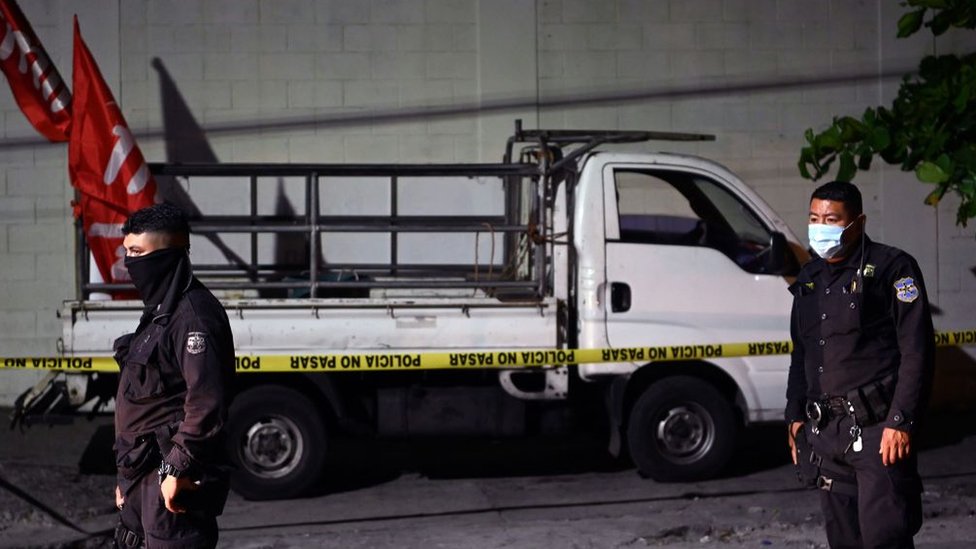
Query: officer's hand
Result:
<box><xmin>115</xmin><ymin>485</ymin><xmax>124</xmax><ymax>510</ymax></box>
<box><xmin>880</xmin><ymin>427</ymin><xmax>911</xmax><ymax>466</ymax></box>
<box><xmin>787</xmin><ymin>421</ymin><xmax>804</xmax><ymax>465</ymax></box>
<box><xmin>160</xmin><ymin>475</ymin><xmax>199</xmax><ymax>514</ymax></box>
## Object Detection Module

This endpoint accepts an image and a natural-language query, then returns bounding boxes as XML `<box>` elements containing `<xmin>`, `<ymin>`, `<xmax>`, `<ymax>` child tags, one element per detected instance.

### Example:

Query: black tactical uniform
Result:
<box><xmin>786</xmin><ymin>236</ymin><xmax>934</xmax><ymax>548</ymax></box>
<box><xmin>113</xmin><ymin>248</ymin><xmax>235</xmax><ymax>548</ymax></box>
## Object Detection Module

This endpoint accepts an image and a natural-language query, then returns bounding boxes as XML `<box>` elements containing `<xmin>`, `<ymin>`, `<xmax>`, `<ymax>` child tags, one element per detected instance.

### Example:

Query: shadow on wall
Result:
<box><xmin>151</xmin><ymin>58</ymin><xmax>306</xmax><ymax>292</ymax></box>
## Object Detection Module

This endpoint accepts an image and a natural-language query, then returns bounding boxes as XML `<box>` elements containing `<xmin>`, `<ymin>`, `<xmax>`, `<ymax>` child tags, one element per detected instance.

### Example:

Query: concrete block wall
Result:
<box><xmin>1</xmin><ymin>1</ymin><xmax>973</xmax><ymax>401</ymax></box>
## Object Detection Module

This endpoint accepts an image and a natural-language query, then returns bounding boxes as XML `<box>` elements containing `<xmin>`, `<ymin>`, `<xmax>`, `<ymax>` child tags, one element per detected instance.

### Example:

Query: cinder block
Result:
<box><xmin>426</xmin><ymin>0</ymin><xmax>477</xmax><ymax>24</ymax></box>
<box><xmin>723</xmin><ymin>103</ymin><xmax>781</xmax><ymax>131</ymax></box>
<box><xmin>724</xmin><ymin>50</ymin><xmax>777</xmax><ymax>76</ymax></box>
<box><xmin>36</xmin><ymin>309</ymin><xmax>64</xmax><ymax>340</ymax></box>
<box><xmin>147</xmin><ymin>0</ymin><xmax>204</xmax><ymax>25</ymax></box>
<box><xmin>35</xmin><ymin>253</ymin><xmax>74</xmax><ymax>283</ymax></box>
<box><xmin>428</xmin><ymin>118</ymin><xmax>476</xmax><ymax>135</ymax></box>
<box><xmin>9</xmin><ymin>224</ymin><xmax>68</xmax><ymax>254</ymax></box>
<box><xmin>723</xmin><ymin>0</ymin><xmax>777</xmax><ymax>22</ymax></box>
<box><xmin>230</xmin><ymin>26</ymin><xmax>289</xmax><ymax>53</ymax></box>
<box><xmin>7</xmin><ymin>168</ymin><xmax>65</xmax><ymax>197</ymax></box>
<box><xmin>315</xmin><ymin>25</ymin><xmax>344</xmax><ymax>52</ymax></box>
<box><xmin>538</xmin><ymin>52</ymin><xmax>565</xmax><ymax>78</ymax></box>
<box><xmin>697</xmin><ymin>22</ymin><xmax>749</xmax><ymax>50</ymax></box>
<box><xmin>286</xmin><ymin>25</ymin><xmax>321</xmax><ymax>51</ymax></box>
<box><xmin>0</xmin><ymin>254</ymin><xmax>35</xmax><ymax>280</ymax></box>
<box><xmin>399</xmin><ymin>80</ymin><xmax>456</xmax><ymax>105</ymax></box>
<box><xmin>204</xmin><ymin>53</ymin><xmax>259</xmax><ymax>81</ymax></box>
<box><xmin>619</xmin><ymin>0</ymin><xmax>670</xmax><ymax>22</ymax></box>
<box><xmin>0</xmin><ymin>226</ymin><xmax>7</xmax><ymax>253</ymax></box>
<box><xmin>540</xmin><ymin>24</ymin><xmax>587</xmax><ymax>51</ymax></box>
<box><xmin>230</xmin><ymin>137</ymin><xmax>290</xmax><ymax>163</ymax></box>
<box><xmin>671</xmin><ymin>0</ymin><xmax>724</xmax><ymax>22</ymax></box>
<box><xmin>287</xmin><ymin>81</ymin><xmax>344</xmax><ymax>108</ymax></box>
<box><xmin>426</xmin><ymin>53</ymin><xmax>477</xmax><ymax>79</ymax></box>
<box><xmin>397</xmin><ymin>25</ymin><xmax>455</xmax><ymax>52</ymax></box>
<box><xmin>0</xmin><ymin>280</ymin><xmax>49</xmax><ymax>310</ymax></box>
<box><xmin>0</xmin><ymin>311</ymin><xmax>37</xmax><ymax>336</ymax></box>
<box><xmin>616</xmin><ymin>51</ymin><xmax>669</xmax><ymax>80</ymax></box>
<box><xmin>344</xmin><ymin>25</ymin><xmax>398</xmax><ymax>51</ymax></box>
<box><xmin>454</xmin><ymin>24</ymin><xmax>476</xmax><ymax>52</ymax></box>
<box><xmin>750</xmin><ymin>24</ymin><xmax>805</xmax><ymax>50</ymax></box>
<box><xmin>371</xmin><ymin>0</ymin><xmax>425</xmax><ymax>24</ymax></box>
<box><xmin>203</xmin><ymin>0</ymin><xmax>260</xmax><ymax>24</ymax></box>
<box><xmin>563</xmin><ymin>51</ymin><xmax>617</xmax><ymax>79</ymax></box>
<box><xmin>232</xmin><ymin>81</ymin><xmax>289</xmax><ymax>110</ymax></box>
<box><xmin>286</xmin><ymin>134</ymin><xmax>345</xmax><ymax>163</ymax></box>
<box><xmin>0</xmin><ymin>198</ymin><xmax>35</xmax><ymax>225</ymax></box>
<box><xmin>776</xmin><ymin>50</ymin><xmax>831</xmax><ymax>76</ymax></box>
<box><xmin>778</xmin><ymin>0</ymin><xmax>828</xmax><ymax>22</ymax></box>
<box><xmin>258</xmin><ymin>53</ymin><xmax>316</xmax><ymax>80</ymax></box>
<box><xmin>538</xmin><ymin>0</ymin><xmax>562</xmax><ymax>23</ymax></box>
<box><xmin>616</xmin><ymin>103</ymin><xmax>673</xmax><ymax>130</ymax></box>
<box><xmin>671</xmin><ymin>51</ymin><xmax>725</xmax><ymax>79</ymax></box>
<box><xmin>802</xmin><ymin>21</ymin><xmax>855</xmax><ymax>51</ymax></box>
<box><xmin>372</xmin><ymin>52</ymin><xmax>428</xmax><ymax>80</ymax></box>
<box><xmin>157</xmin><ymin>53</ymin><xmax>205</xmax><ymax>81</ymax></box>
<box><xmin>343</xmin><ymin>80</ymin><xmax>400</xmax><ymax>108</ymax></box>
<box><xmin>453</xmin><ymin>135</ymin><xmax>478</xmax><ymax>162</ymax></box>
<box><xmin>34</xmin><ymin>196</ymin><xmax>70</xmax><ymax>225</ymax></box>
<box><xmin>317</xmin><ymin>0</ymin><xmax>371</xmax><ymax>24</ymax></box>
<box><xmin>587</xmin><ymin>24</ymin><xmax>642</xmax><ymax>51</ymax></box>
<box><xmin>344</xmin><ymin>134</ymin><xmax>399</xmax><ymax>163</ymax></box>
<box><xmin>642</xmin><ymin>23</ymin><xmax>697</xmax><ymax>50</ymax></box>
<box><xmin>260</xmin><ymin>0</ymin><xmax>317</xmax><ymax>24</ymax></box>
<box><xmin>316</xmin><ymin>53</ymin><xmax>373</xmax><ymax>79</ymax></box>
<box><xmin>672</xmin><ymin>100</ymin><xmax>726</xmax><ymax>131</ymax></box>
<box><xmin>399</xmin><ymin>135</ymin><xmax>456</xmax><ymax>163</ymax></box>
<box><xmin>562</xmin><ymin>0</ymin><xmax>616</xmax><ymax>23</ymax></box>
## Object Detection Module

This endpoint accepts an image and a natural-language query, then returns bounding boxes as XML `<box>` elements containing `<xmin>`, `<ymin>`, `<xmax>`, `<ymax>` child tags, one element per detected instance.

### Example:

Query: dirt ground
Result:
<box><xmin>1</xmin><ymin>410</ymin><xmax>976</xmax><ymax>548</ymax></box>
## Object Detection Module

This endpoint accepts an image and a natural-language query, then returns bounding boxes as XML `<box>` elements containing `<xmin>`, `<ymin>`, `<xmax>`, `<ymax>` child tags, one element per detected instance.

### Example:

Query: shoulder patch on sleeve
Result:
<box><xmin>894</xmin><ymin>277</ymin><xmax>919</xmax><ymax>303</ymax></box>
<box><xmin>186</xmin><ymin>332</ymin><xmax>207</xmax><ymax>355</ymax></box>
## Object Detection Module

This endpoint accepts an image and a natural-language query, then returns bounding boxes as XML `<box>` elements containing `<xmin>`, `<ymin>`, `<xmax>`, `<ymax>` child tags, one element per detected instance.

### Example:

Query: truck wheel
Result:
<box><xmin>626</xmin><ymin>376</ymin><xmax>736</xmax><ymax>481</ymax></box>
<box><xmin>226</xmin><ymin>386</ymin><xmax>327</xmax><ymax>500</ymax></box>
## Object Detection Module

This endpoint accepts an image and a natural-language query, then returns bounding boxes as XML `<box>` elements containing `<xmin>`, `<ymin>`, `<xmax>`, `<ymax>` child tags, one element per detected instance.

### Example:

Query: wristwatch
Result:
<box><xmin>158</xmin><ymin>462</ymin><xmax>184</xmax><ymax>483</ymax></box>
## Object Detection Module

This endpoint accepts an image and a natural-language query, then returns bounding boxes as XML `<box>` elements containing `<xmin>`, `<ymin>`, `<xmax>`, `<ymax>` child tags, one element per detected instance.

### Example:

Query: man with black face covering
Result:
<box><xmin>112</xmin><ymin>203</ymin><xmax>235</xmax><ymax>549</ymax></box>
<box><xmin>785</xmin><ymin>181</ymin><xmax>934</xmax><ymax>548</ymax></box>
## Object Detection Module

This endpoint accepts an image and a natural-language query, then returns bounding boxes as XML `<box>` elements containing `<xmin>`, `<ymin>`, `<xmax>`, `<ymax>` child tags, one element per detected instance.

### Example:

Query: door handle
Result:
<box><xmin>611</xmin><ymin>282</ymin><xmax>631</xmax><ymax>313</ymax></box>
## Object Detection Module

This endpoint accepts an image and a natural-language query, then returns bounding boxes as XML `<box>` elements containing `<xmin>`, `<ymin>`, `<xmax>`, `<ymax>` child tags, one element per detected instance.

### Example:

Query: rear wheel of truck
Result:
<box><xmin>626</xmin><ymin>376</ymin><xmax>736</xmax><ymax>481</ymax></box>
<box><xmin>226</xmin><ymin>386</ymin><xmax>328</xmax><ymax>500</ymax></box>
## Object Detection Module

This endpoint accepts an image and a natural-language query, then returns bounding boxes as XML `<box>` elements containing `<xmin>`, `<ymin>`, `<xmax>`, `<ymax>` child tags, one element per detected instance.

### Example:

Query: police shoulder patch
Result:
<box><xmin>893</xmin><ymin>277</ymin><xmax>919</xmax><ymax>303</ymax></box>
<box><xmin>186</xmin><ymin>332</ymin><xmax>207</xmax><ymax>355</ymax></box>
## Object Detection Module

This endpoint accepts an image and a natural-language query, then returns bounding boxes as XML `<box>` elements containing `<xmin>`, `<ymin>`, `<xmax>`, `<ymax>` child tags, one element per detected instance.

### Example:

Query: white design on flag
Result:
<box><xmin>103</xmin><ymin>125</ymin><xmax>151</xmax><ymax>194</ymax></box>
<box><xmin>87</xmin><ymin>222</ymin><xmax>124</xmax><ymax>239</ymax></box>
<box><xmin>0</xmin><ymin>19</ymin><xmax>69</xmax><ymax>114</ymax></box>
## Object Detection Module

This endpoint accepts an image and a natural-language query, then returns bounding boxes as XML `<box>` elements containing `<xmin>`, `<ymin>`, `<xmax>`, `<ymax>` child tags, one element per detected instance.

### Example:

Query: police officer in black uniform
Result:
<box><xmin>112</xmin><ymin>203</ymin><xmax>235</xmax><ymax>548</ymax></box>
<box><xmin>786</xmin><ymin>181</ymin><xmax>935</xmax><ymax>548</ymax></box>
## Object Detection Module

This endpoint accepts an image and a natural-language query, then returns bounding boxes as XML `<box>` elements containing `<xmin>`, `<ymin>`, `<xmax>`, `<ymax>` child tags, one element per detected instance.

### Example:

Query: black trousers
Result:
<box><xmin>806</xmin><ymin>417</ymin><xmax>923</xmax><ymax>549</ymax></box>
<box><xmin>119</xmin><ymin>470</ymin><xmax>219</xmax><ymax>549</ymax></box>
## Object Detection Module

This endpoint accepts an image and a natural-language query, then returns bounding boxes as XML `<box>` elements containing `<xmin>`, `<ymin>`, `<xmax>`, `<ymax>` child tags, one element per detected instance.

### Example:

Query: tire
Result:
<box><xmin>226</xmin><ymin>386</ymin><xmax>328</xmax><ymax>500</ymax></box>
<box><xmin>626</xmin><ymin>376</ymin><xmax>737</xmax><ymax>481</ymax></box>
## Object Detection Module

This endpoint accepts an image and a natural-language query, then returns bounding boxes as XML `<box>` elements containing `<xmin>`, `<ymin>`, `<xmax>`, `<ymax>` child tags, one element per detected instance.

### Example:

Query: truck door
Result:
<box><xmin>599</xmin><ymin>165</ymin><xmax>796</xmax><ymax>419</ymax></box>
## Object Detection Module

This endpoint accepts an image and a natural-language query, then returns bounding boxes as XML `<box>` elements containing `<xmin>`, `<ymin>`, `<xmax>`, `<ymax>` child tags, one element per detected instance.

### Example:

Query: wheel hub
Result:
<box><xmin>242</xmin><ymin>417</ymin><xmax>304</xmax><ymax>479</ymax></box>
<box><xmin>655</xmin><ymin>404</ymin><xmax>712</xmax><ymax>462</ymax></box>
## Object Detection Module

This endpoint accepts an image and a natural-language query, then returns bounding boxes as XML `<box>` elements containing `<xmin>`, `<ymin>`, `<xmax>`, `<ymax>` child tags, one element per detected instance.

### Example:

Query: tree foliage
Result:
<box><xmin>798</xmin><ymin>0</ymin><xmax>976</xmax><ymax>227</ymax></box>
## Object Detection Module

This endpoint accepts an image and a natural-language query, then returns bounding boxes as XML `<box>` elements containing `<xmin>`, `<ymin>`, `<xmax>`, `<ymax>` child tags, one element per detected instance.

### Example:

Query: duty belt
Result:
<box><xmin>806</xmin><ymin>396</ymin><xmax>850</xmax><ymax>431</ymax></box>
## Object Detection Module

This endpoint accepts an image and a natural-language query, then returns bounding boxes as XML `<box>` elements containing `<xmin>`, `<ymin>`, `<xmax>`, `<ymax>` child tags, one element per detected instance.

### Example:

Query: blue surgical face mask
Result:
<box><xmin>808</xmin><ymin>221</ymin><xmax>854</xmax><ymax>259</ymax></box>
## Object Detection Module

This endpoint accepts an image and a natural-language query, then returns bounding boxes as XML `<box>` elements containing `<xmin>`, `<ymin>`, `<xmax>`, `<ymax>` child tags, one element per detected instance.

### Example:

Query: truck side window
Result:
<box><xmin>614</xmin><ymin>169</ymin><xmax>777</xmax><ymax>275</ymax></box>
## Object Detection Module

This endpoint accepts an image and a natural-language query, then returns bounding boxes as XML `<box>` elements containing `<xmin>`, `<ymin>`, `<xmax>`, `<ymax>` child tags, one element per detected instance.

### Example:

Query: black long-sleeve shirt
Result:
<box><xmin>785</xmin><ymin>236</ymin><xmax>934</xmax><ymax>432</ymax></box>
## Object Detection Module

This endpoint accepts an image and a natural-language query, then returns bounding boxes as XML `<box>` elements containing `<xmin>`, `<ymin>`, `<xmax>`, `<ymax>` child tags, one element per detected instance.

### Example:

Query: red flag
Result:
<box><xmin>0</xmin><ymin>0</ymin><xmax>70</xmax><ymax>141</ymax></box>
<box><xmin>69</xmin><ymin>17</ymin><xmax>156</xmax><ymax>289</ymax></box>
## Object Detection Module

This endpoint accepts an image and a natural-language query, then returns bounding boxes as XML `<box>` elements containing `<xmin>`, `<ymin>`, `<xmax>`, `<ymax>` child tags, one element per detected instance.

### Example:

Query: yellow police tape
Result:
<box><xmin>2</xmin><ymin>330</ymin><xmax>974</xmax><ymax>374</ymax></box>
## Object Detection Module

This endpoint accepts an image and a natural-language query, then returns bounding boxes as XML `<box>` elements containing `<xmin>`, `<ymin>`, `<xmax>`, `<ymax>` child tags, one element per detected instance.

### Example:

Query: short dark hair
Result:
<box><xmin>811</xmin><ymin>181</ymin><xmax>863</xmax><ymax>218</ymax></box>
<box><xmin>122</xmin><ymin>203</ymin><xmax>190</xmax><ymax>240</ymax></box>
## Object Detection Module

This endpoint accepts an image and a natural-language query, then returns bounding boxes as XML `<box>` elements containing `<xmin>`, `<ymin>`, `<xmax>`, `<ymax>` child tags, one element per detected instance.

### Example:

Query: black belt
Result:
<box><xmin>806</xmin><ymin>396</ymin><xmax>850</xmax><ymax>425</ymax></box>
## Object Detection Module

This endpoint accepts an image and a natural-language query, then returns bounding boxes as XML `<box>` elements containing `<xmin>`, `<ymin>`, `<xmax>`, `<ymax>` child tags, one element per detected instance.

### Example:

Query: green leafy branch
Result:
<box><xmin>798</xmin><ymin>0</ymin><xmax>976</xmax><ymax>227</ymax></box>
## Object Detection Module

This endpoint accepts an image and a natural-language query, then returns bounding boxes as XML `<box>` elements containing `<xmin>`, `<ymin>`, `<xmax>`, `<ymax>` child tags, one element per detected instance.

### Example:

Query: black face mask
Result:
<box><xmin>123</xmin><ymin>247</ymin><xmax>189</xmax><ymax>308</ymax></box>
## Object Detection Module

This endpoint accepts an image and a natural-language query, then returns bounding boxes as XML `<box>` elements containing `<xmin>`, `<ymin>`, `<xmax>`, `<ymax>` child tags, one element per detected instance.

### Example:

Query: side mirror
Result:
<box><xmin>766</xmin><ymin>232</ymin><xmax>788</xmax><ymax>274</ymax></box>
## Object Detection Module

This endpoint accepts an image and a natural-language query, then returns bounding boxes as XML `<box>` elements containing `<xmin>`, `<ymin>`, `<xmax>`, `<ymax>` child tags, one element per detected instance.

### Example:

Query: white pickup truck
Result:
<box><xmin>53</xmin><ymin>124</ymin><xmax>807</xmax><ymax>499</ymax></box>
